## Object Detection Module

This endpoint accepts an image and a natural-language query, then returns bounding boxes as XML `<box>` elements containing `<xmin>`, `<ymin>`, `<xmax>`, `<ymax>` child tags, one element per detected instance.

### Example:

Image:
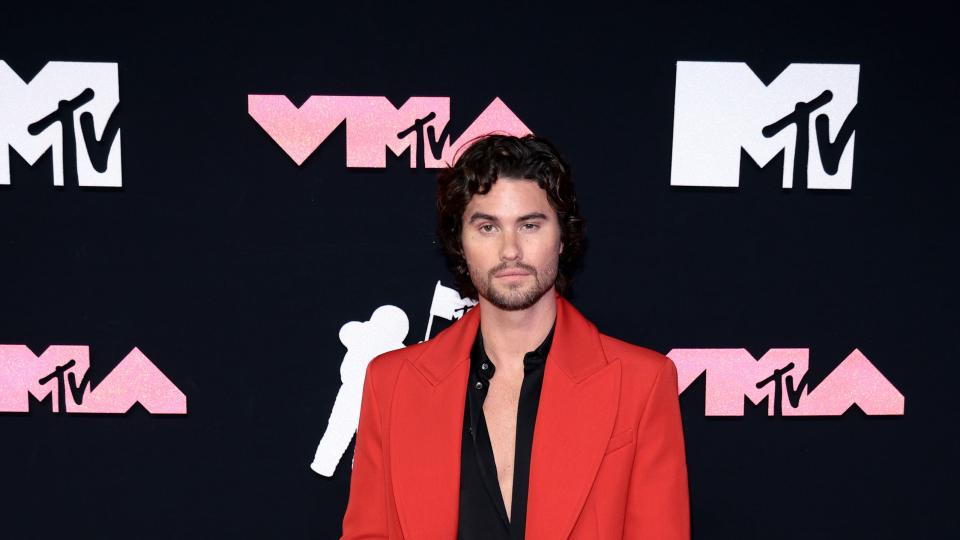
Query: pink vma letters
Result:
<box><xmin>0</xmin><ymin>345</ymin><xmax>187</xmax><ymax>414</ymax></box>
<box><xmin>667</xmin><ymin>348</ymin><xmax>903</xmax><ymax>416</ymax></box>
<box><xmin>248</xmin><ymin>95</ymin><xmax>531</xmax><ymax>167</ymax></box>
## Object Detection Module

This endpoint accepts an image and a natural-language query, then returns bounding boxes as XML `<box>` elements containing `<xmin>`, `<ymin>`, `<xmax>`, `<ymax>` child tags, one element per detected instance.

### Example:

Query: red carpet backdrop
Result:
<box><xmin>1</xmin><ymin>2</ymin><xmax>955</xmax><ymax>538</ymax></box>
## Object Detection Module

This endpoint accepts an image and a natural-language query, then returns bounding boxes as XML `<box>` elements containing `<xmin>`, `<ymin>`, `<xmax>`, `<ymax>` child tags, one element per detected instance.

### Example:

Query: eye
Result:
<box><xmin>521</xmin><ymin>222</ymin><xmax>540</xmax><ymax>231</ymax></box>
<box><xmin>479</xmin><ymin>224</ymin><xmax>498</xmax><ymax>233</ymax></box>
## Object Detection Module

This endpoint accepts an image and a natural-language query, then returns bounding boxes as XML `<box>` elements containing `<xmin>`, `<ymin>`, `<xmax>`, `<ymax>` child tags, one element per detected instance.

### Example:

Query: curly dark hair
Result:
<box><xmin>436</xmin><ymin>134</ymin><xmax>586</xmax><ymax>298</ymax></box>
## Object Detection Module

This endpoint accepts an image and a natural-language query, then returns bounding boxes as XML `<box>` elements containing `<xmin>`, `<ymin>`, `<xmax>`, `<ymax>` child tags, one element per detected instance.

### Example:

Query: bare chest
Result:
<box><xmin>483</xmin><ymin>377</ymin><xmax>523</xmax><ymax>518</ymax></box>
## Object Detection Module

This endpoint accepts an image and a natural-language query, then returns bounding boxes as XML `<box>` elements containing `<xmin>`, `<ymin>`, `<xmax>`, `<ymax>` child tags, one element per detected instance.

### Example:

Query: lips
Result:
<box><xmin>495</xmin><ymin>270</ymin><xmax>532</xmax><ymax>278</ymax></box>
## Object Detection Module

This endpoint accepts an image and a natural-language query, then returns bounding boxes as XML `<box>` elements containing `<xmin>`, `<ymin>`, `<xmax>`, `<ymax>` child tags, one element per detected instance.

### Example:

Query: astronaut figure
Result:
<box><xmin>311</xmin><ymin>305</ymin><xmax>409</xmax><ymax>476</ymax></box>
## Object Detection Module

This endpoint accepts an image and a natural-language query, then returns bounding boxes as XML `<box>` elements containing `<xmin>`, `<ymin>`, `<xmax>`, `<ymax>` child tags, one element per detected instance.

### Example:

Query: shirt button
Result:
<box><xmin>474</xmin><ymin>381</ymin><xmax>483</xmax><ymax>390</ymax></box>
<box><xmin>481</xmin><ymin>362</ymin><xmax>489</xmax><ymax>371</ymax></box>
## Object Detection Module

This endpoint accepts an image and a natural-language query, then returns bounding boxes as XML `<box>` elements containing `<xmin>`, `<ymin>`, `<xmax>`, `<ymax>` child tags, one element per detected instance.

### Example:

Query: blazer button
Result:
<box><xmin>481</xmin><ymin>362</ymin><xmax>489</xmax><ymax>371</ymax></box>
<box><xmin>474</xmin><ymin>381</ymin><xmax>483</xmax><ymax>390</ymax></box>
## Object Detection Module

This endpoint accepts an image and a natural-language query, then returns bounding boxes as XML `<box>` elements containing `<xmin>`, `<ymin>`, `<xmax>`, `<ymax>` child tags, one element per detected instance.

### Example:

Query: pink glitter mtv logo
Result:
<box><xmin>0</xmin><ymin>345</ymin><xmax>187</xmax><ymax>414</ymax></box>
<box><xmin>666</xmin><ymin>348</ymin><xmax>904</xmax><ymax>416</ymax></box>
<box><xmin>247</xmin><ymin>95</ymin><xmax>531</xmax><ymax>168</ymax></box>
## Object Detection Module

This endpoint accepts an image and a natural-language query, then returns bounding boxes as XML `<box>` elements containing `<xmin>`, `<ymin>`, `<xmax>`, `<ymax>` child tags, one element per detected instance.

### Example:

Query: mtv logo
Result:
<box><xmin>667</xmin><ymin>348</ymin><xmax>903</xmax><ymax>416</ymax></box>
<box><xmin>671</xmin><ymin>61</ymin><xmax>858</xmax><ymax>190</ymax></box>
<box><xmin>249</xmin><ymin>95</ymin><xmax>531</xmax><ymax>169</ymax></box>
<box><xmin>0</xmin><ymin>61</ymin><xmax>122</xmax><ymax>187</ymax></box>
<box><xmin>0</xmin><ymin>345</ymin><xmax>186</xmax><ymax>414</ymax></box>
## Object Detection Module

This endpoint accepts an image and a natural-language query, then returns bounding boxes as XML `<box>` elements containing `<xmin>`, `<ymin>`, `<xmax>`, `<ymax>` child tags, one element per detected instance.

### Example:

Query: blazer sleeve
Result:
<box><xmin>622</xmin><ymin>357</ymin><xmax>691</xmax><ymax>539</ymax></box>
<box><xmin>340</xmin><ymin>361</ymin><xmax>389</xmax><ymax>539</ymax></box>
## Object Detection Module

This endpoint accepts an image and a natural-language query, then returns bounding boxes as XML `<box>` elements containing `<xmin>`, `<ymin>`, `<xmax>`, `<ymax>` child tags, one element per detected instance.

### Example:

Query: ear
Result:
<box><xmin>559</xmin><ymin>241</ymin><xmax>564</xmax><ymax>255</ymax></box>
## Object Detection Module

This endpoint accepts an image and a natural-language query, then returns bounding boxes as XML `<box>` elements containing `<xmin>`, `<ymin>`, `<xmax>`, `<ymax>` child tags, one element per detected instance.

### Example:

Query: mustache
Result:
<box><xmin>488</xmin><ymin>262</ymin><xmax>538</xmax><ymax>276</ymax></box>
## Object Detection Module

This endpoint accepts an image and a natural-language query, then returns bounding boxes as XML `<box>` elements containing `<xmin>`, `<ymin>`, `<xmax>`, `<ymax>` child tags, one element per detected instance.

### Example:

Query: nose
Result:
<box><xmin>500</xmin><ymin>229</ymin><xmax>521</xmax><ymax>261</ymax></box>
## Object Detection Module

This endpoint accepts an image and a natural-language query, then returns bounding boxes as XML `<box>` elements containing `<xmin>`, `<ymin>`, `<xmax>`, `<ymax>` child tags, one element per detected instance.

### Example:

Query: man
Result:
<box><xmin>340</xmin><ymin>135</ymin><xmax>689</xmax><ymax>539</ymax></box>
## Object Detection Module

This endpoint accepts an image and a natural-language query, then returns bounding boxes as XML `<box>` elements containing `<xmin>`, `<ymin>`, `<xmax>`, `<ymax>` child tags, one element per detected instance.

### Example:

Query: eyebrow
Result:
<box><xmin>468</xmin><ymin>212</ymin><xmax>498</xmax><ymax>224</ymax></box>
<box><xmin>467</xmin><ymin>212</ymin><xmax>549</xmax><ymax>223</ymax></box>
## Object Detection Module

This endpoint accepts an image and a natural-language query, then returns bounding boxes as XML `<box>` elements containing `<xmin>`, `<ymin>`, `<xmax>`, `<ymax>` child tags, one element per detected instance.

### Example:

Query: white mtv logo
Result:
<box><xmin>0</xmin><ymin>61</ymin><xmax>122</xmax><ymax>187</ymax></box>
<box><xmin>671</xmin><ymin>61</ymin><xmax>858</xmax><ymax>190</ymax></box>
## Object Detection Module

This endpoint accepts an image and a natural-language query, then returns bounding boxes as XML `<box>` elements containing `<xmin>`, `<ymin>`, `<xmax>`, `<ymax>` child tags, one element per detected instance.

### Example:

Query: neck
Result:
<box><xmin>477</xmin><ymin>288</ymin><xmax>557</xmax><ymax>374</ymax></box>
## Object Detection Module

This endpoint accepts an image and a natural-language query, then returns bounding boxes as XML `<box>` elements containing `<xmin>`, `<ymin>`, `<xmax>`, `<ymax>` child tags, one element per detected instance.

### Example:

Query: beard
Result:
<box><xmin>469</xmin><ymin>260</ymin><xmax>558</xmax><ymax>311</ymax></box>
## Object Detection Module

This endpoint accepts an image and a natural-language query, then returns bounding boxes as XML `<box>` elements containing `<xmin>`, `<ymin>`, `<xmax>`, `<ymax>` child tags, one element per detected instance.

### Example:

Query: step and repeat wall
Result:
<box><xmin>1</xmin><ymin>3</ymin><xmax>955</xmax><ymax>538</ymax></box>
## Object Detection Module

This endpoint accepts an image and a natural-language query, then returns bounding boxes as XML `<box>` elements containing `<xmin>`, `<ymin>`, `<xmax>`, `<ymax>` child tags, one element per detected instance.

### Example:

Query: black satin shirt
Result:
<box><xmin>457</xmin><ymin>322</ymin><xmax>555</xmax><ymax>540</ymax></box>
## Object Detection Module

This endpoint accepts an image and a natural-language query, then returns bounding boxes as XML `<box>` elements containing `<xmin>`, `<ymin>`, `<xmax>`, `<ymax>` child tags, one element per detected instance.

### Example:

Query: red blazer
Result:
<box><xmin>340</xmin><ymin>293</ymin><xmax>690</xmax><ymax>539</ymax></box>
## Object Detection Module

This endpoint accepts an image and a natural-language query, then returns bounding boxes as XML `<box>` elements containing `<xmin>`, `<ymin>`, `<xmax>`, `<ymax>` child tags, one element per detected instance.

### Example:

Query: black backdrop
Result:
<box><xmin>1</xmin><ymin>2</ymin><xmax>956</xmax><ymax>538</ymax></box>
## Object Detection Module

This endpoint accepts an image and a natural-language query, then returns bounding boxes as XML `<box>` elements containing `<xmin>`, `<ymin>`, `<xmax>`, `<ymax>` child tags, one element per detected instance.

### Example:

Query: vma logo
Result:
<box><xmin>668</xmin><ymin>348</ymin><xmax>903</xmax><ymax>416</ymax></box>
<box><xmin>0</xmin><ymin>61</ymin><xmax>122</xmax><ymax>187</ymax></box>
<box><xmin>310</xmin><ymin>281</ymin><xmax>475</xmax><ymax>476</ymax></box>
<box><xmin>671</xmin><ymin>61</ymin><xmax>858</xmax><ymax>190</ymax></box>
<box><xmin>0</xmin><ymin>345</ymin><xmax>186</xmax><ymax>414</ymax></box>
<box><xmin>249</xmin><ymin>95</ymin><xmax>530</xmax><ymax>168</ymax></box>
<box><xmin>308</xmin><ymin>292</ymin><xmax>904</xmax><ymax>478</ymax></box>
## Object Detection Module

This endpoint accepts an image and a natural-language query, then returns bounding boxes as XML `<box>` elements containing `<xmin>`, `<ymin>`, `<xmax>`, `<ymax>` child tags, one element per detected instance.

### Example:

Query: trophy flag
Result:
<box><xmin>424</xmin><ymin>281</ymin><xmax>477</xmax><ymax>341</ymax></box>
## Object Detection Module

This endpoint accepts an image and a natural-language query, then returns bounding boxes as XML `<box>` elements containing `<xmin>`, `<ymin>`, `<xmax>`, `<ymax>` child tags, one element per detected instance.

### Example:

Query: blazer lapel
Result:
<box><xmin>390</xmin><ymin>305</ymin><xmax>479</xmax><ymax>540</ymax></box>
<box><xmin>389</xmin><ymin>294</ymin><xmax>619</xmax><ymax>540</ymax></box>
<box><xmin>526</xmin><ymin>295</ymin><xmax>621</xmax><ymax>540</ymax></box>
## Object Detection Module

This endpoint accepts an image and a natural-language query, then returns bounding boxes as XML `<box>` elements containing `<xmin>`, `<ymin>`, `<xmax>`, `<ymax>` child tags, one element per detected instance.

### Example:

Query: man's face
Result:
<box><xmin>460</xmin><ymin>178</ymin><xmax>563</xmax><ymax>311</ymax></box>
